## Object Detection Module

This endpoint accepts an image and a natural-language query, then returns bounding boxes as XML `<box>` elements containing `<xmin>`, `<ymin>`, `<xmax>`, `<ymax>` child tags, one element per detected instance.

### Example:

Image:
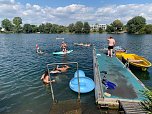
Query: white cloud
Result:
<box><xmin>95</xmin><ymin>3</ymin><xmax>152</xmax><ymax>24</ymax></box>
<box><xmin>0</xmin><ymin>0</ymin><xmax>15</xmax><ymax>4</ymax></box>
<box><xmin>0</xmin><ymin>0</ymin><xmax>152</xmax><ymax>25</ymax></box>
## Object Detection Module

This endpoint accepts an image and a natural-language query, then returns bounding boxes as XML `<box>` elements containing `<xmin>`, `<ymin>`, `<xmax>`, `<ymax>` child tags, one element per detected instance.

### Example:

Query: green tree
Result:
<box><xmin>139</xmin><ymin>27</ymin><xmax>146</xmax><ymax>34</ymax></box>
<box><xmin>13</xmin><ymin>17</ymin><xmax>22</xmax><ymax>33</ymax></box>
<box><xmin>83</xmin><ymin>22</ymin><xmax>90</xmax><ymax>34</ymax></box>
<box><xmin>44</xmin><ymin>23</ymin><xmax>52</xmax><ymax>33</ymax></box>
<box><xmin>31</xmin><ymin>25</ymin><xmax>39</xmax><ymax>33</ymax></box>
<box><xmin>39</xmin><ymin>24</ymin><xmax>45</xmax><ymax>33</ymax></box>
<box><xmin>68</xmin><ymin>23</ymin><xmax>75</xmax><ymax>33</ymax></box>
<box><xmin>98</xmin><ymin>27</ymin><xmax>103</xmax><ymax>33</ymax></box>
<box><xmin>144</xmin><ymin>24</ymin><xmax>152</xmax><ymax>34</ymax></box>
<box><xmin>23</xmin><ymin>24</ymin><xmax>32</xmax><ymax>33</ymax></box>
<box><xmin>1</xmin><ymin>18</ymin><xmax>13</xmax><ymax>31</ymax></box>
<box><xmin>112</xmin><ymin>19</ymin><xmax>123</xmax><ymax>32</ymax></box>
<box><xmin>57</xmin><ymin>25</ymin><xmax>65</xmax><ymax>33</ymax></box>
<box><xmin>75</xmin><ymin>21</ymin><xmax>83</xmax><ymax>33</ymax></box>
<box><xmin>50</xmin><ymin>24</ymin><xmax>58</xmax><ymax>33</ymax></box>
<box><xmin>106</xmin><ymin>25</ymin><xmax>114</xmax><ymax>33</ymax></box>
<box><xmin>127</xmin><ymin>16</ymin><xmax>146</xmax><ymax>34</ymax></box>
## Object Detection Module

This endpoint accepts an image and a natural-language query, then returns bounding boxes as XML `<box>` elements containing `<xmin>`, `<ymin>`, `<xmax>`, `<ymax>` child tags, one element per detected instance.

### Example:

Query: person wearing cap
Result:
<box><xmin>60</xmin><ymin>41</ymin><xmax>67</xmax><ymax>52</ymax></box>
<box><xmin>107</xmin><ymin>36</ymin><xmax>116</xmax><ymax>57</ymax></box>
<box><xmin>36</xmin><ymin>44</ymin><xmax>43</xmax><ymax>53</ymax></box>
<box><xmin>36</xmin><ymin>44</ymin><xmax>40</xmax><ymax>53</ymax></box>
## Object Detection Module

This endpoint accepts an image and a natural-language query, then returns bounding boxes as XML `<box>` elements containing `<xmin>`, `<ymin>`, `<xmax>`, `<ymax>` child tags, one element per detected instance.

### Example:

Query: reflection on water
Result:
<box><xmin>43</xmin><ymin>84</ymin><xmax>52</xmax><ymax>94</ymax></box>
<box><xmin>131</xmin><ymin>69</ymin><xmax>150</xmax><ymax>80</ymax></box>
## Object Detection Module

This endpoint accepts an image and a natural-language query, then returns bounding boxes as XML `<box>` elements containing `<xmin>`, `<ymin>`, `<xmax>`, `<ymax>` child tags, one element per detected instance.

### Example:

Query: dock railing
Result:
<box><xmin>93</xmin><ymin>47</ymin><xmax>104</xmax><ymax>103</ymax></box>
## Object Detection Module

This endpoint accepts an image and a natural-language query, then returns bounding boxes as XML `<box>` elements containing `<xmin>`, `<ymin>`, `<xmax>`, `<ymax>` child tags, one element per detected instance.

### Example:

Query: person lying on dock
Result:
<box><xmin>41</xmin><ymin>71</ymin><xmax>55</xmax><ymax>84</ymax></box>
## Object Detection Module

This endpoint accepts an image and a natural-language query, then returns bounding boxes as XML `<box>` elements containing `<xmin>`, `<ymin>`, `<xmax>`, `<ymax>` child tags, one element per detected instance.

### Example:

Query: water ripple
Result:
<box><xmin>0</xmin><ymin>34</ymin><xmax>152</xmax><ymax>114</ymax></box>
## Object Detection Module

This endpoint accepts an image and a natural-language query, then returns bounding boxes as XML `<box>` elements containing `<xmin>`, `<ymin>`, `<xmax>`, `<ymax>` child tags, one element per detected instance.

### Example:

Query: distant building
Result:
<box><xmin>1</xmin><ymin>28</ymin><xmax>5</xmax><ymax>32</ymax></box>
<box><xmin>90</xmin><ymin>24</ymin><xmax>107</xmax><ymax>31</ymax></box>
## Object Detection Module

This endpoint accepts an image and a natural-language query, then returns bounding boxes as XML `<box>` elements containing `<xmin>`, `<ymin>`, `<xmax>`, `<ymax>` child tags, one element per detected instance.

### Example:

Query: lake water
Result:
<box><xmin>0</xmin><ymin>33</ymin><xmax>152</xmax><ymax>114</ymax></box>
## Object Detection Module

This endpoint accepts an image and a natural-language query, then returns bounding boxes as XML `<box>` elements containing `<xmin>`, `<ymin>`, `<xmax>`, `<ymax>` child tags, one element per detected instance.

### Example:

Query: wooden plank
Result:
<box><xmin>120</xmin><ymin>101</ymin><xmax>148</xmax><ymax>114</ymax></box>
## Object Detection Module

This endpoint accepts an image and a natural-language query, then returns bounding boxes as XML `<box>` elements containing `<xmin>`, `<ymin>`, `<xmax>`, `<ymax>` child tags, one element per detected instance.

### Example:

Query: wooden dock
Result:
<box><xmin>120</xmin><ymin>101</ymin><xmax>148</xmax><ymax>114</ymax></box>
<box><xmin>93</xmin><ymin>48</ymin><xmax>147</xmax><ymax>112</ymax></box>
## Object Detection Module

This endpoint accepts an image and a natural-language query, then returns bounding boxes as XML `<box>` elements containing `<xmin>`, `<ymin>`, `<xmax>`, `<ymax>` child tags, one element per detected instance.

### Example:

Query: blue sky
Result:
<box><xmin>16</xmin><ymin>0</ymin><xmax>152</xmax><ymax>8</ymax></box>
<box><xmin>1</xmin><ymin>0</ymin><xmax>152</xmax><ymax>25</ymax></box>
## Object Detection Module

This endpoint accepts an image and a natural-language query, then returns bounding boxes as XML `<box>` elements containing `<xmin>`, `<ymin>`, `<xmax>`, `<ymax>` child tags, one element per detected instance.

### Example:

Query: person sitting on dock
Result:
<box><xmin>61</xmin><ymin>41</ymin><xmax>67</xmax><ymax>52</ymax></box>
<box><xmin>41</xmin><ymin>71</ymin><xmax>55</xmax><ymax>84</ymax></box>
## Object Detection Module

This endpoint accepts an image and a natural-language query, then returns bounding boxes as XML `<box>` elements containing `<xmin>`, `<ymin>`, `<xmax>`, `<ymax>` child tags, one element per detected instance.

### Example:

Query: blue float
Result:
<box><xmin>74</xmin><ymin>70</ymin><xmax>85</xmax><ymax>78</ymax></box>
<box><xmin>69</xmin><ymin>77</ymin><xmax>95</xmax><ymax>93</ymax></box>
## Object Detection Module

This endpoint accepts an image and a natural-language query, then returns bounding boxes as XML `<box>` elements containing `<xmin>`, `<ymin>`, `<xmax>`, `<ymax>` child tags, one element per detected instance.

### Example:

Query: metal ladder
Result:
<box><xmin>47</xmin><ymin>62</ymin><xmax>82</xmax><ymax>114</ymax></box>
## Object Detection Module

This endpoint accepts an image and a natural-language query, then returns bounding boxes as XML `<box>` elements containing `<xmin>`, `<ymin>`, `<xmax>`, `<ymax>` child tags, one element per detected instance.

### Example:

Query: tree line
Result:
<box><xmin>106</xmin><ymin>16</ymin><xmax>152</xmax><ymax>34</ymax></box>
<box><xmin>1</xmin><ymin>16</ymin><xmax>152</xmax><ymax>34</ymax></box>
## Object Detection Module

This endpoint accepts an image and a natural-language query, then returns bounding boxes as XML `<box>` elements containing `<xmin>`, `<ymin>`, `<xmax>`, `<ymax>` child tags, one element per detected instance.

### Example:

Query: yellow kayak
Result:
<box><xmin>114</xmin><ymin>46</ymin><xmax>127</xmax><ymax>59</ymax></box>
<box><xmin>115</xmin><ymin>51</ymin><xmax>126</xmax><ymax>59</ymax></box>
<box><xmin>121</xmin><ymin>53</ymin><xmax>151</xmax><ymax>71</ymax></box>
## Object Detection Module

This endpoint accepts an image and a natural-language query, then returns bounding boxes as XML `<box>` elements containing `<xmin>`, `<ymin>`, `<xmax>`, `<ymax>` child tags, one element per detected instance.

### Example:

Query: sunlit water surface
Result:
<box><xmin>0</xmin><ymin>34</ymin><xmax>152</xmax><ymax>114</ymax></box>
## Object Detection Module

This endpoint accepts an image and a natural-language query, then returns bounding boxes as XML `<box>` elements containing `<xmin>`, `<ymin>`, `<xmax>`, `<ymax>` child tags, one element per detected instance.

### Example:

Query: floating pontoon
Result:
<box><xmin>93</xmin><ymin>48</ymin><xmax>148</xmax><ymax>113</ymax></box>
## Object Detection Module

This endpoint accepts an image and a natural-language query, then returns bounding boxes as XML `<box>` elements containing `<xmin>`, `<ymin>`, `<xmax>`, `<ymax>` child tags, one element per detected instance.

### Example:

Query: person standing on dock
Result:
<box><xmin>107</xmin><ymin>36</ymin><xmax>116</xmax><ymax>57</ymax></box>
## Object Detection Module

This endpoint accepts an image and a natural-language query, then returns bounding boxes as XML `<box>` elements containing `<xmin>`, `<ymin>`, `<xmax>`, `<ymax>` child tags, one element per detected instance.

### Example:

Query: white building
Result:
<box><xmin>90</xmin><ymin>24</ymin><xmax>107</xmax><ymax>31</ymax></box>
<box><xmin>1</xmin><ymin>28</ymin><xmax>5</xmax><ymax>32</ymax></box>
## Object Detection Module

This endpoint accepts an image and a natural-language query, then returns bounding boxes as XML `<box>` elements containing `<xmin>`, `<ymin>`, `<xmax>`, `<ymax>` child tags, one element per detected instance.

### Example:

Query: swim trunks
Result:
<box><xmin>108</xmin><ymin>46</ymin><xmax>114</xmax><ymax>49</ymax></box>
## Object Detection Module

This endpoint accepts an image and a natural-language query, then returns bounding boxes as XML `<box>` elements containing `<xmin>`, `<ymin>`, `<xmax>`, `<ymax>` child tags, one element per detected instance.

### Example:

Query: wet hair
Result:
<box><xmin>44</xmin><ymin>70</ymin><xmax>48</xmax><ymax>77</ymax></box>
<box><xmin>53</xmin><ymin>68</ymin><xmax>57</xmax><ymax>70</ymax></box>
<box><xmin>109</xmin><ymin>36</ymin><xmax>113</xmax><ymax>39</ymax></box>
